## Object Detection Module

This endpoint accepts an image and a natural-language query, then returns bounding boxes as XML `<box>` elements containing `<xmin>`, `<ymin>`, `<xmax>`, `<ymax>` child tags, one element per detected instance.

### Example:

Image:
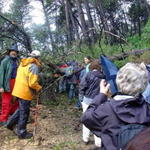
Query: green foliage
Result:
<box><xmin>102</xmin><ymin>0</ymin><xmax>119</xmax><ymax>13</ymax></box>
<box><xmin>65</xmin><ymin>18</ymin><xmax>150</xmax><ymax>68</ymax></box>
<box><xmin>128</xmin><ymin>1</ymin><xmax>149</xmax><ymax>23</ymax></box>
<box><xmin>9</xmin><ymin>0</ymin><xmax>32</xmax><ymax>25</ymax></box>
<box><xmin>30</xmin><ymin>24</ymin><xmax>49</xmax><ymax>47</ymax></box>
<box><xmin>128</xmin><ymin>18</ymin><xmax>150</xmax><ymax>49</ymax></box>
<box><xmin>139</xmin><ymin>51</ymin><xmax>150</xmax><ymax>64</ymax></box>
<box><xmin>0</xmin><ymin>12</ymin><xmax>16</xmax><ymax>49</ymax></box>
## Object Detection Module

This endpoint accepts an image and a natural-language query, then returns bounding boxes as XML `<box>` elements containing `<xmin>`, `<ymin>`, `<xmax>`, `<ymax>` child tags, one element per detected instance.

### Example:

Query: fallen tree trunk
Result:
<box><xmin>109</xmin><ymin>48</ymin><xmax>150</xmax><ymax>61</ymax></box>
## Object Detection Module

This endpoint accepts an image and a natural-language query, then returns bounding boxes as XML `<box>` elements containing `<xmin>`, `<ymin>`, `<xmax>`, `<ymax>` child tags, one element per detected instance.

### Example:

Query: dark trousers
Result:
<box><xmin>18</xmin><ymin>99</ymin><xmax>31</xmax><ymax>135</ymax></box>
<box><xmin>66</xmin><ymin>83</ymin><xmax>76</xmax><ymax>100</ymax></box>
<box><xmin>6</xmin><ymin>98</ymin><xmax>31</xmax><ymax>136</ymax></box>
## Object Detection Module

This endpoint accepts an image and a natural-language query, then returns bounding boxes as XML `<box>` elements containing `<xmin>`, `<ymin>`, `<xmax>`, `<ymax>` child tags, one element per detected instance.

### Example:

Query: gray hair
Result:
<box><xmin>116</xmin><ymin>63</ymin><xmax>148</xmax><ymax>96</ymax></box>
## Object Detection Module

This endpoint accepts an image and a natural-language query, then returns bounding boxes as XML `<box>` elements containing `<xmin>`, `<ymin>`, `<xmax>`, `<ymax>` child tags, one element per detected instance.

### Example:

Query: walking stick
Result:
<box><xmin>32</xmin><ymin>77</ymin><xmax>64</xmax><ymax>139</ymax></box>
<box><xmin>33</xmin><ymin>93</ymin><xmax>40</xmax><ymax>139</ymax></box>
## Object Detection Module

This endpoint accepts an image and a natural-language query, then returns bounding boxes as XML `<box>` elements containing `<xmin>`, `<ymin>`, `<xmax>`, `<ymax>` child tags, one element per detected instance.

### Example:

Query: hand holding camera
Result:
<box><xmin>100</xmin><ymin>79</ymin><xmax>110</xmax><ymax>96</ymax></box>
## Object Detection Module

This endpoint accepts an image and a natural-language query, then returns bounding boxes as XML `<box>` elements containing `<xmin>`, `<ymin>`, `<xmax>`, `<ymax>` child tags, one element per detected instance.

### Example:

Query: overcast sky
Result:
<box><xmin>2</xmin><ymin>0</ymin><xmax>150</xmax><ymax>28</ymax></box>
<box><xmin>28</xmin><ymin>1</ymin><xmax>45</xmax><ymax>25</ymax></box>
<box><xmin>2</xmin><ymin>0</ymin><xmax>45</xmax><ymax>25</ymax></box>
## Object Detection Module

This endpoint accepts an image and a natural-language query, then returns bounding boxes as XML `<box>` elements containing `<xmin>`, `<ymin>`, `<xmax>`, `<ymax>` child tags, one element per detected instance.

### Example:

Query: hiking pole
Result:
<box><xmin>38</xmin><ymin>67</ymin><xmax>84</xmax><ymax>97</ymax></box>
<box><xmin>39</xmin><ymin>75</ymin><xmax>65</xmax><ymax>97</ymax></box>
<box><xmin>33</xmin><ymin>93</ymin><xmax>40</xmax><ymax>140</ymax></box>
<box><xmin>32</xmin><ymin>76</ymin><xmax>64</xmax><ymax>140</ymax></box>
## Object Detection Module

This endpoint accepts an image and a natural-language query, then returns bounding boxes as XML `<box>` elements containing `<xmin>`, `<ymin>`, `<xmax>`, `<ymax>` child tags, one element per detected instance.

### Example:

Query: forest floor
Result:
<box><xmin>0</xmin><ymin>94</ymin><xmax>97</xmax><ymax>150</ymax></box>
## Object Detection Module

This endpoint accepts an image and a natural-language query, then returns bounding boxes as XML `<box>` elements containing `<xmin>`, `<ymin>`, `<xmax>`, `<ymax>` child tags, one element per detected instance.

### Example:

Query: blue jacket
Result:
<box><xmin>79</xmin><ymin>70</ymin><xmax>105</xmax><ymax>99</ymax></box>
<box><xmin>81</xmin><ymin>93</ymin><xmax>150</xmax><ymax>150</ymax></box>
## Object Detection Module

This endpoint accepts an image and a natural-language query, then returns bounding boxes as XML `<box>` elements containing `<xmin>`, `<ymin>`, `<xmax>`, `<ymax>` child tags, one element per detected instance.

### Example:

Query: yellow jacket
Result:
<box><xmin>12</xmin><ymin>57</ymin><xmax>42</xmax><ymax>100</ymax></box>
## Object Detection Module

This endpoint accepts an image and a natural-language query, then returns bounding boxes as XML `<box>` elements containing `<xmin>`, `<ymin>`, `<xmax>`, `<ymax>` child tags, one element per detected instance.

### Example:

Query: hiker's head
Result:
<box><xmin>9</xmin><ymin>50</ymin><xmax>18</xmax><ymax>58</ymax></box>
<box><xmin>29</xmin><ymin>50</ymin><xmax>41</xmax><ymax>59</ymax></box>
<box><xmin>116</xmin><ymin>63</ymin><xmax>148</xmax><ymax>96</ymax></box>
<box><xmin>84</xmin><ymin>56</ymin><xmax>92</xmax><ymax>64</ymax></box>
<box><xmin>89</xmin><ymin>59</ymin><xmax>102</xmax><ymax>72</ymax></box>
<box><xmin>7</xmin><ymin>43</ymin><xmax>19</xmax><ymax>58</ymax></box>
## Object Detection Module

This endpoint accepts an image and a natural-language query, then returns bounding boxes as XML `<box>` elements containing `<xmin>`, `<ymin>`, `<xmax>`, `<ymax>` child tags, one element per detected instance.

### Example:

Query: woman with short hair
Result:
<box><xmin>79</xmin><ymin>60</ymin><xmax>105</xmax><ymax>148</ymax></box>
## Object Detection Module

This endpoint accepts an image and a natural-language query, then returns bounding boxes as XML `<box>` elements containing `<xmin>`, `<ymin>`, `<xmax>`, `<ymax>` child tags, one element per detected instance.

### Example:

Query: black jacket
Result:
<box><xmin>79</xmin><ymin>70</ymin><xmax>105</xmax><ymax>99</ymax></box>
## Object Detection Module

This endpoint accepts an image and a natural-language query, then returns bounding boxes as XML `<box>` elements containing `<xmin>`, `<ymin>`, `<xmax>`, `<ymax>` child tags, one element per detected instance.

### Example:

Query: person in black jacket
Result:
<box><xmin>81</xmin><ymin>63</ymin><xmax>150</xmax><ymax>150</ymax></box>
<box><xmin>79</xmin><ymin>59</ymin><xmax>105</xmax><ymax>148</ymax></box>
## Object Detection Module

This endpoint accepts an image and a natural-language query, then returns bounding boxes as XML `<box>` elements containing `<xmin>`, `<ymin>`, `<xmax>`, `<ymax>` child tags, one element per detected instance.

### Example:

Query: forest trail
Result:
<box><xmin>0</xmin><ymin>96</ymin><xmax>96</xmax><ymax>150</ymax></box>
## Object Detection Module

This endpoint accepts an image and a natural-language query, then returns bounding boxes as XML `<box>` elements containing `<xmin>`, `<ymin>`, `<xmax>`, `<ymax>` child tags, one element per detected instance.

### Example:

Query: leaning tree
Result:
<box><xmin>0</xmin><ymin>13</ymin><xmax>32</xmax><ymax>53</ymax></box>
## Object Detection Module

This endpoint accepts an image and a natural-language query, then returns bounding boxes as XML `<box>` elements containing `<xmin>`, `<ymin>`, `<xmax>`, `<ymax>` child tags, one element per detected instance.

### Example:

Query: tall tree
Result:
<box><xmin>10</xmin><ymin>0</ymin><xmax>31</xmax><ymax>27</ymax></box>
<box><xmin>94</xmin><ymin>0</ymin><xmax>111</xmax><ymax>44</ymax></box>
<box><xmin>64</xmin><ymin>0</ymin><xmax>73</xmax><ymax>46</ymax></box>
<box><xmin>76</xmin><ymin>0</ymin><xmax>88</xmax><ymax>40</ymax></box>
<box><xmin>38</xmin><ymin>0</ymin><xmax>55</xmax><ymax>52</ymax></box>
<box><xmin>83</xmin><ymin>0</ymin><xmax>96</xmax><ymax>44</ymax></box>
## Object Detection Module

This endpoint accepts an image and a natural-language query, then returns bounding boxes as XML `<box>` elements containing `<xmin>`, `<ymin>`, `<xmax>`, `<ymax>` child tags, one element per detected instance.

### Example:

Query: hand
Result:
<box><xmin>0</xmin><ymin>88</ymin><xmax>4</xmax><ymax>93</ymax></box>
<box><xmin>100</xmin><ymin>79</ymin><xmax>110</xmax><ymax>96</ymax></box>
<box><xmin>11</xmin><ymin>96</ymin><xmax>18</xmax><ymax>104</ymax></box>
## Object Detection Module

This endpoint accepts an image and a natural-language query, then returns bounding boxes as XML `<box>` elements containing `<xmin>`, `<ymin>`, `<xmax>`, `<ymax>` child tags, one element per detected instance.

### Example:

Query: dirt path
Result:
<box><xmin>0</xmin><ymin>96</ymin><xmax>96</xmax><ymax>150</ymax></box>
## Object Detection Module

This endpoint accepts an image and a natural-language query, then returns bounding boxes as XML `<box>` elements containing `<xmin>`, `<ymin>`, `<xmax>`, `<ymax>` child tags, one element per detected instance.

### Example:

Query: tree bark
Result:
<box><xmin>83</xmin><ymin>0</ymin><xmax>95</xmax><ymax>44</ymax></box>
<box><xmin>0</xmin><ymin>14</ymin><xmax>32</xmax><ymax>52</ymax></box>
<box><xmin>64</xmin><ymin>0</ymin><xmax>72</xmax><ymax>46</ymax></box>
<box><xmin>94</xmin><ymin>0</ymin><xmax>111</xmax><ymax>44</ymax></box>
<box><xmin>68</xmin><ymin>2</ymin><xmax>80</xmax><ymax>40</ymax></box>
<box><xmin>142</xmin><ymin>0</ymin><xmax>150</xmax><ymax>17</ymax></box>
<box><xmin>76</xmin><ymin>0</ymin><xmax>91</xmax><ymax>44</ymax></box>
<box><xmin>40</xmin><ymin>0</ymin><xmax>55</xmax><ymax>52</ymax></box>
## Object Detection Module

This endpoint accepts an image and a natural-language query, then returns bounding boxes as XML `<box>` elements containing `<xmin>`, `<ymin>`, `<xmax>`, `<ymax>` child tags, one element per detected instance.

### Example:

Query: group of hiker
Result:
<box><xmin>51</xmin><ymin>55</ymin><xmax>150</xmax><ymax>150</ymax></box>
<box><xmin>0</xmin><ymin>44</ymin><xmax>150</xmax><ymax>150</ymax></box>
<box><xmin>51</xmin><ymin>56</ymin><xmax>93</xmax><ymax>105</ymax></box>
<box><xmin>0</xmin><ymin>45</ymin><xmax>42</xmax><ymax>139</ymax></box>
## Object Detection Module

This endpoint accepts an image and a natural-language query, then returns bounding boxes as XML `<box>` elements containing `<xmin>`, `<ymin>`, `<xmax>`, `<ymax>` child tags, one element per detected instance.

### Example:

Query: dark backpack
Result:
<box><xmin>117</xmin><ymin>124</ymin><xmax>147</xmax><ymax>150</ymax></box>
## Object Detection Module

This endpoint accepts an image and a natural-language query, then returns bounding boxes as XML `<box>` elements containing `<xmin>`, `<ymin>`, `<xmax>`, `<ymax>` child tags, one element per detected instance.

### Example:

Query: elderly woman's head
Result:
<box><xmin>116</xmin><ymin>63</ymin><xmax>148</xmax><ymax>96</ymax></box>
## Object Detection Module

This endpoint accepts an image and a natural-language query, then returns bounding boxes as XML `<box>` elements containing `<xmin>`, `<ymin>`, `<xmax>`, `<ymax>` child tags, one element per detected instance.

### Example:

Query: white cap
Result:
<box><xmin>30</xmin><ymin>50</ymin><xmax>41</xmax><ymax>57</ymax></box>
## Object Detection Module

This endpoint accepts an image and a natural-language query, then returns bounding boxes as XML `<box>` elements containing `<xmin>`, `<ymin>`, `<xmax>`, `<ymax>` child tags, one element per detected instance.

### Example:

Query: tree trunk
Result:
<box><xmin>64</xmin><ymin>0</ymin><xmax>72</xmax><ymax>46</ymax></box>
<box><xmin>142</xmin><ymin>0</ymin><xmax>150</xmax><ymax>17</ymax></box>
<box><xmin>95</xmin><ymin>0</ymin><xmax>111</xmax><ymax>44</ymax></box>
<box><xmin>109</xmin><ymin>48</ymin><xmax>150</xmax><ymax>61</ymax></box>
<box><xmin>122</xmin><ymin>9</ymin><xmax>129</xmax><ymax>33</ymax></box>
<box><xmin>83</xmin><ymin>0</ymin><xmax>95</xmax><ymax>44</ymax></box>
<box><xmin>68</xmin><ymin>2</ymin><xmax>80</xmax><ymax>40</ymax></box>
<box><xmin>40</xmin><ymin>0</ymin><xmax>55</xmax><ymax>53</ymax></box>
<box><xmin>76</xmin><ymin>0</ymin><xmax>91</xmax><ymax>46</ymax></box>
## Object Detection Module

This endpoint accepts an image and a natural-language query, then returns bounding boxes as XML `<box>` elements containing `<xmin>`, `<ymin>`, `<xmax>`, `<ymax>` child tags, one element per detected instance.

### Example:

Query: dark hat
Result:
<box><xmin>7</xmin><ymin>43</ymin><xmax>18</xmax><ymax>52</ymax></box>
